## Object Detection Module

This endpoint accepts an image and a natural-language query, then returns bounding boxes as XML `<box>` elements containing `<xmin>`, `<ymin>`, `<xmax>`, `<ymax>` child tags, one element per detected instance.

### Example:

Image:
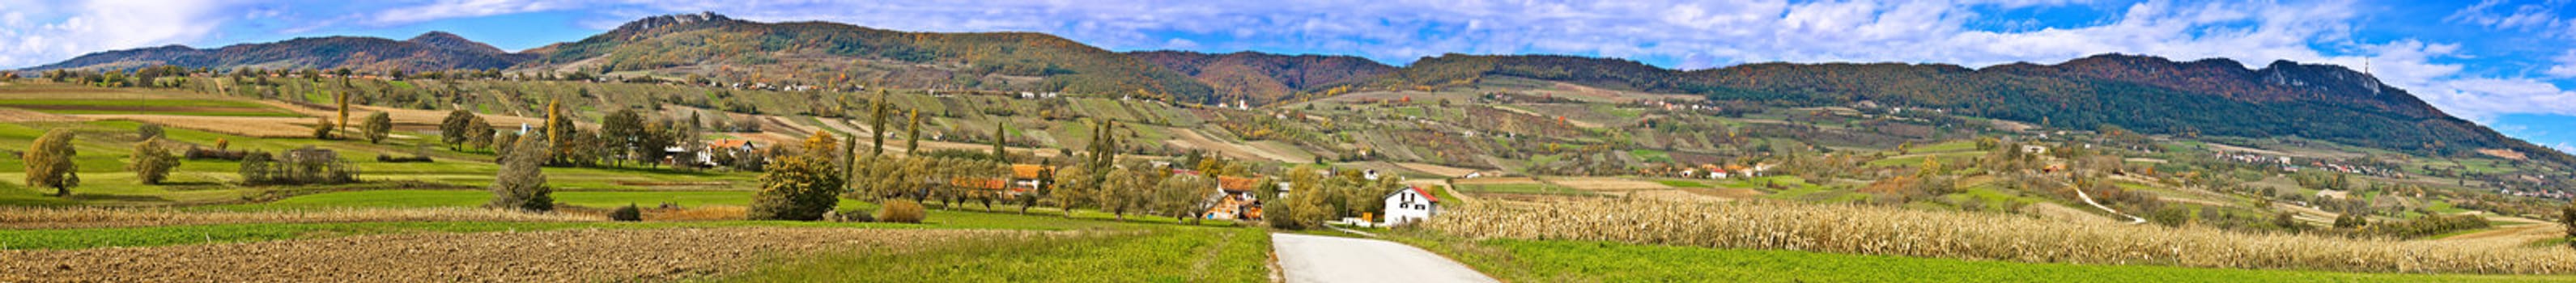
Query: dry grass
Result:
<box><xmin>647</xmin><ymin>205</ymin><xmax>750</xmax><ymax>221</ymax></box>
<box><xmin>1545</xmin><ymin>177</ymin><xmax>1673</xmax><ymax>192</ymax></box>
<box><xmin>0</xmin><ymin>207</ymin><xmax>597</xmax><ymax>229</ymax></box>
<box><xmin>1429</xmin><ymin>199</ymin><xmax>2576</xmax><ymax>274</ymax></box>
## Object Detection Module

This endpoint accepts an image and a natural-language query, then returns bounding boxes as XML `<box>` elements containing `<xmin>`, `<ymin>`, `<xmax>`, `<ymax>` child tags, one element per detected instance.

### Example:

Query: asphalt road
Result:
<box><xmin>1271</xmin><ymin>233</ymin><xmax>1499</xmax><ymax>283</ymax></box>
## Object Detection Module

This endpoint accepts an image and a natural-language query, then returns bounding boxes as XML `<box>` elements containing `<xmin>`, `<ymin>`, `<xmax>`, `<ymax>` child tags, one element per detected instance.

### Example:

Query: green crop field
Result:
<box><xmin>0</xmin><ymin>99</ymin><xmax>301</xmax><ymax>116</ymax></box>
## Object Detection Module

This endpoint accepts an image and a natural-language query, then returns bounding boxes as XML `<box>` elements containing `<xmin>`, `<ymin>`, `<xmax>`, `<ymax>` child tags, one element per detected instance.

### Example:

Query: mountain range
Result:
<box><xmin>17</xmin><ymin>12</ymin><xmax>2570</xmax><ymax>167</ymax></box>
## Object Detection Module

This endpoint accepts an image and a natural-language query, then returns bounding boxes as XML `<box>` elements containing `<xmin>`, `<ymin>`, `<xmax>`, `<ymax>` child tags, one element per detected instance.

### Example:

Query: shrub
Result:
<box><xmin>833</xmin><ymin>208</ymin><xmax>876</xmax><ymax>222</ymax></box>
<box><xmin>610</xmin><ymin>204</ymin><xmax>643</xmax><ymax>222</ymax></box>
<box><xmin>136</xmin><ymin>124</ymin><xmax>163</xmax><ymax>140</ymax></box>
<box><xmin>489</xmin><ymin>132</ymin><xmax>552</xmax><ymax>212</ymax></box>
<box><xmin>747</xmin><ymin>133</ymin><xmax>845</xmax><ymax>221</ymax></box>
<box><xmin>127</xmin><ymin>138</ymin><xmax>180</xmax><ymax>184</ymax></box>
<box><xmin>376</xmin><ymin>154</ymin><xmax>435</xmax><ymax>163</ymax></box>
<box><xmin>876</xmin><ymin>201</ymin><xmax>926</xmax><ymax>223</ymax></box>
<box><xmin>235</xmin><ymin>146</ymin><xmax>360</xmax><ymax>185</ymax></box>
<box><xmin>185</xmin><ymin>147</ymin><xmax>247</xmax><ymax>160</ymax></box>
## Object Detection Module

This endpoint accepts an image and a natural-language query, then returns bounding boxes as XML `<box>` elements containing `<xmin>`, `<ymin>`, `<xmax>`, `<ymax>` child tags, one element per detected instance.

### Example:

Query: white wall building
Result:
<box><xmin>1381</xmin><ymin>187</ymin><xmax>1441</xmax><ymax>226</ymax></box>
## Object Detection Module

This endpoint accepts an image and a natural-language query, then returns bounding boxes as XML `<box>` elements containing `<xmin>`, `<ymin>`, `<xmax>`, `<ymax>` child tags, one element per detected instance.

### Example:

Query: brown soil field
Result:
<box><xmin>1392</xmin><ymin>162</ymin><xmax>1479</xmax><ymax>177</ymax></box>
<box><xmin>0</xmin><ymin>108</ymin><xmax>83</xmax><ymax>122</ymax></box>
<box><xmin>1451</xmin><ymin>177</ymin><xmax>1539</xmax><ymax>185</ymax></box>
<box><xmin>0</xmin><ymin>207</ymin><xmax>595</xmax><ymax>229</ymax></box>
<box><xmin>0</xmin><ymin>227</ymin><xmax>1039</xmax><ymax>282</ymax></box>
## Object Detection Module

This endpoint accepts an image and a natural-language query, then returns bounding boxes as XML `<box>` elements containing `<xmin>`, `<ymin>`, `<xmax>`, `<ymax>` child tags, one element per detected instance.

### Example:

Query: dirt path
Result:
<box><xmin>0</xmin><ymin>227</ymin><xmax>1024</xmax><ymax>282</ymax></box>
<box><xmin>1271</xmin><ymin>233</ymin><xmax>1496</xmax><ymax>283</ymax></box>
<box><xmin>2074</xmin><ymin>188</ymin><xmax>2146</xmax><ymax>224</ymax></box>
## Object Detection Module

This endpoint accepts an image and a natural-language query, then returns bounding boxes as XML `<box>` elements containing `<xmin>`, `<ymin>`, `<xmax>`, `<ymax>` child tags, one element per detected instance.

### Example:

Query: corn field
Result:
<box><xmin>1427</xmin><ymin>199</ymin><xmax>2576</xmax><ymax>274</ymax></box>
<box><xmin>0</xmin><ymin>207</ymin><xmax>597</xmax><ymax>229</ymax></box>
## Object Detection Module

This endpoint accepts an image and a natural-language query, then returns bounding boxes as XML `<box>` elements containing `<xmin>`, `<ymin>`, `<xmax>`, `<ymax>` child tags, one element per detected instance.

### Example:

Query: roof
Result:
<box><xmin>1217</xmin><ymin>175</ymin><xmax>1263</xmax><ymax>192</ymax></box>
<box><xmin>1010</xmin><ymin>164</ymin><xmax>1050</xmax><ymax>180</ymax></box>
<box><xmin>950</xmin><ymin>177</ymin><xmax>1009</xmax><ymax>190</ymax></box>
<box><xmin>1384</xmin><ymin>186</ymin><xmax>1439</xmax><ymax>203</ymax></box>
<box><xmin>708</xmin><ymin>140</ymin><xmax>755</xmax><ymax>149</ymax></box>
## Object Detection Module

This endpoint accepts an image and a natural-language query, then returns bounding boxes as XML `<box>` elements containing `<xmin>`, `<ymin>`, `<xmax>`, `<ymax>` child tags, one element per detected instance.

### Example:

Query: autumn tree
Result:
<box><xmin>361</xmin><ymin>112</ymin><xmax>393</xmax><ymax>144</ymax></box>
<box><xmin>128</xmin><ymin>137</ymin><xmax>180</xmax><ymax>185</ymax></box>
<box><xmin>440</xmin><ymin>109</ymin><xmax>474</xmax><ymax>150</ymax></box>
<box><xmin>1157</xmin><ymin>174</ymin><xmax>1214</xmax><ymax>223</ymax></box>
<box><xmin>24</xmin><ymin>129</ymin><xmax>80</xmax><ymax>196</ymax></box>
<box><xmin>465</xmin><ymin>115</ymin><xmax>495</xmax><ymax>150</ymax></box>
<box><xmin>749</xmin><ymin>131</ymin><xmax>848</xmax><ymax>221</ymax></box>
<box><xmin>1099</xmin><ymin>165</ymin><xmax>1146</xmax><ymax>221</ymax></box>
<box><xmin>1052</xmin><ymin>164</ymin><xmax>1094</xmax><ymax>217</ymax></box>
<box><xmin>904</xmin><ymin>111</ymin><xmax>922</xmax><ymax>154</ymax></box>
<box><xmin>335</xmin><ymin>91</ymin><xmax>350</xmax><ymax>137</ymax></box>
<box><xmin>489</xmin><ymin>132</ymin><xmax>554</xmax><ymax>212</ymax></box>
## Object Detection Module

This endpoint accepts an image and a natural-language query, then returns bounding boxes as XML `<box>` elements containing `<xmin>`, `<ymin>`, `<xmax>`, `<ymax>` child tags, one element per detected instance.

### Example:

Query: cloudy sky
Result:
<box><xmin>0</xmin><ymin>0</ymin><xmax>2569</xmax><ymax>153</ymax></box>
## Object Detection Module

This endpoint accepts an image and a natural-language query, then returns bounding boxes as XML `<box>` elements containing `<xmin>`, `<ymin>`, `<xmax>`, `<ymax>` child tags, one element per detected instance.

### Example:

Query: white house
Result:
<box><xmin>1381</xmin><ymin>186</ymin><xmax>1441</xmax><ymax>226</ymax></box>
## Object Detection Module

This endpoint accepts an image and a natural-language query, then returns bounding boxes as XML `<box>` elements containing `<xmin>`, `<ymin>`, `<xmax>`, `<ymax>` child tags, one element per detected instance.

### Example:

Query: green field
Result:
<box><xmin>0</xmin><ymin>99</ymin><xmax>299</xmax><ymax>116</ymax></box>
<box><xmin>719</xmin><ymin>226</ymin><xmax>1270</xmax><ymax>282</ymax></box>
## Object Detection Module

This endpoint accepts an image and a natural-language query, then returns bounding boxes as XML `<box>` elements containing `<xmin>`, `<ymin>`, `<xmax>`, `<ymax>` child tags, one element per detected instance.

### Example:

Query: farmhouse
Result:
<box><xmin>1381</xmin><ymin>186</ymin><xmax>1440</xmax><ymax>226</ymax></box>
<box><xmin>1205</xmin><ymin>175</ymin><xmax>1266</xmax><ymax>220</ymax></box>
<box><xmin>1008</xmin><ymin>164</ymin><xmax>1052</xmax><ymax>196</ymax></box>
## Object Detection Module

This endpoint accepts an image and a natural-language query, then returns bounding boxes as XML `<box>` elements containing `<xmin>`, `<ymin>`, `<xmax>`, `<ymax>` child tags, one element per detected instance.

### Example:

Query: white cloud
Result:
<box><xmin>2547</xmin><ymin>50</ymin><xmax>2576</xmax><ymax>78</ymax></box>
<box><xmin>0</xmin><ymin>0</ymin><xmax>228</xmax><ymax>69</ymax></box>
<box><xmin>372</xmin><ymin>0</ymin><xmax>572</xmax><ymax>25</ymax></box>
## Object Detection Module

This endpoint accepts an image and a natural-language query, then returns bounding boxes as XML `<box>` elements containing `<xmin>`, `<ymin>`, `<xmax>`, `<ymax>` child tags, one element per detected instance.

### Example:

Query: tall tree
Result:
<box><xmin>992</xmin><ymin>121</ymin><xmax>1009</xmax><ymax>163</ymax></box>
<box><xmin>336</xmin><ymin>91</ymin><xmax>350</xmax><ymax>137</ymax></box>
<box><xmin>870</xmin><ymin>90</ymin><xmax>890</xmax><ymax>156</ymax></box>
<box><xmin>361</xmin><ymin>112</ymin><xmax>393</xmax><ymax>144</ymax></box>
<box><xmin>24</xmin><ymin>129</ymin><xmax>79</xmax><ymax>196</ymax></box>
<box><xmin>600</xmin><ymin>108</ymin><xmax>645</xmax><ymax>167</ymax></box>
<box><xmin>904</xmin><ymin>111</ymin><xmax>922</xmax><ymax>154</ymax></box>
<box><xmin>490</xmin><ymin>132</ymin><xmax>553</xmax><ymax>211</ymax></box>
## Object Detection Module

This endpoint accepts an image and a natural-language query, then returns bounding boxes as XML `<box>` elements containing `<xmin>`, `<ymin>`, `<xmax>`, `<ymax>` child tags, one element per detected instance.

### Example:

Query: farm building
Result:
<box><xmin>1205</xmin><ymin>175</ymin><xmax>1267</xmax><ymax>220</ymax></box>
<box><xmin>1381</xmin><ymin>186</ymin><xmax>1440</xmax><ymax>226</ymax></box>
<box><xmin>1008</xmin><ymin>164</ymin><xmax>1052</xmax><ymax>196</ymax></box>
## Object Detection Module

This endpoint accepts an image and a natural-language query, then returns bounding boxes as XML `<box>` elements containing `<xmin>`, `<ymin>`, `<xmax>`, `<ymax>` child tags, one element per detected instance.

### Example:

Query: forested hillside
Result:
<box><xmin>23</xmin><ymin>35</ymin><xmax>529</xmax><ymax>72</ymax></box>
<box><xmin>1126</xmin><ymin>51</ymin><xmax>1393</xmax><ymax>104</ymax></box>
<box><xmin>1368</xmin><ymin>53</ymin><xmax>2570</xmax><ymax>167</ymax></box>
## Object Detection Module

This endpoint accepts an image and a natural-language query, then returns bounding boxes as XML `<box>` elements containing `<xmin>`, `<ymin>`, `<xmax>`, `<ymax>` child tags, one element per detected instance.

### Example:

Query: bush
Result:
<box><xmin>876</xmin><ymin>201</ymin><xmax>926</xmax><ymax>223</ymax></box>
<box><xmin>185</xmin><ymin>147</ymin><xmax>247</xmax><ymax>160</ymax></box>
<box><xmin>827</xmin><ymin>208</ymin><xmax>875</xmax><ymax>222</ymax></box>
<box><xmin>610</xmin><ymin>204</ymin><xmax>643</xmax><ymax>222</ymax></box>
<box><xmin>376</xmin><ymin>154</ymin><xmax>434</xmax><ymax>163</ymax></box>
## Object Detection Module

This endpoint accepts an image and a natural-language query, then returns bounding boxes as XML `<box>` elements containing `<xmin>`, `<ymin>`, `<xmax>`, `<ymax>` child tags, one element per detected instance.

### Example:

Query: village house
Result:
<box><xmin>1381</xmin><ymin>186</ymin><xmax>1440</xmax><ymax>226</ymax></box>
<box><xmin>1204</xmin><ymin>175</ymin><xmax>1266</xmax><ymax>220</ymax></box>
<box><xmin>1007</xmin><ymin>164</ymin><xmax>1051</xmax><ymax>196</ymax></box>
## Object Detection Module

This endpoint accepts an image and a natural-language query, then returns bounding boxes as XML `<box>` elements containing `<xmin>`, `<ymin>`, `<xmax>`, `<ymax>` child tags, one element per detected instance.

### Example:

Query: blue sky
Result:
<box><xmin>0</xmin><ymin>0</ymin><xmax>2568</xmax><ymax>154</ymax></box>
